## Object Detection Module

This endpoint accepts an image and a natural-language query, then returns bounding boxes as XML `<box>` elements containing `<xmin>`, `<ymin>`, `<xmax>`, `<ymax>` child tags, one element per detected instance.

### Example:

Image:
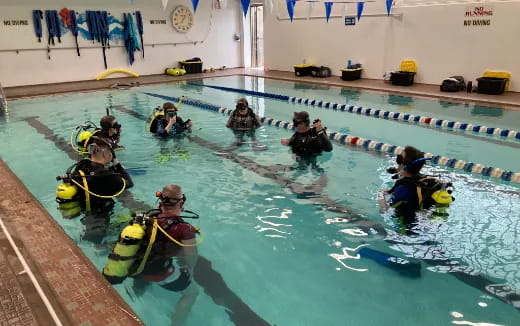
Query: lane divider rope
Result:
<box><xmin>188</xmin><ymin>83</ymin><xmax>520</xmax><ymax>142</ymax></box>
<box><xmin>143</xmin><ymin>92</ymin><xmax>520</xmax><ymax>184</ymax></box>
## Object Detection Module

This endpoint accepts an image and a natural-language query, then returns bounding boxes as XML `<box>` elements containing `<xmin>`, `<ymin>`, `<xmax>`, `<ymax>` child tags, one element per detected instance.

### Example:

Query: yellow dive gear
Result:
<box><xmin>56</xmin><ymin>182</ymin><xmax>78</xmax><ymax>202</ymax></box>
<box><xmin>102</xmin><ymin>208</ymin><xmax>202</xmax><ymax>284</ymax></box>
<box><xmin>70</xmin><ymin>121</ymin><xmax>99</xmax><ymax>154</ymax></box>
<box><xmin>102</xmin><ymin>220</ymin><xmax>150</xmax><ymax>284</ymax></box>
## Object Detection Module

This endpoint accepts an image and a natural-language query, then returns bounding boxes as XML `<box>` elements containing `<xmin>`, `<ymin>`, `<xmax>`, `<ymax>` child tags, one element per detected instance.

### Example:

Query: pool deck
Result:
<box><xmin>4</xmin><ymin>68</ymin><xmax>520</xmax><ymax>110</ymax></box>
<box><xmin>0</xmin><ymin>160</ymin><xmax>142</xmax><ymax>326</ymax></box>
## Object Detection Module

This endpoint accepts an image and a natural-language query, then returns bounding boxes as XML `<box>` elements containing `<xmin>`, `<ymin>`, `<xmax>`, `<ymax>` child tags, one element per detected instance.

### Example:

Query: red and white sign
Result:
<box><xmin>463</xmin><ymin>6</ymin><xmax>494</xmax><ymax>27</ymax></box>
<box><xmin>465</xmin><ymin>6</ymin><xmax>494</xmax><ymax>17</ymax></box>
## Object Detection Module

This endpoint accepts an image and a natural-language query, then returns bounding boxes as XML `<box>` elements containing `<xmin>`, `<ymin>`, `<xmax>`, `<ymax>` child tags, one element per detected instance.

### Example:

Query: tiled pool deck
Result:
<box><xmin>0</xmin><ymin>161</ymin><xmax>142</xmax><ymax>326</ymax></box>
<box><xmin>1</xmin><ymin>69</ymin><xmax>519</xmax><ymax>325</ymax></box>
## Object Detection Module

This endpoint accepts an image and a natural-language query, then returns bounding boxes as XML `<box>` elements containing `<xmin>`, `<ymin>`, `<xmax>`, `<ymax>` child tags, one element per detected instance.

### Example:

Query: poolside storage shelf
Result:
<box><xmin>340</xmin><ymin>68</ymin><xmax>363</xmax><ymax>81</ymax></box>
<box><xmin>180</xmin><ymin>60</ymin><xmax>203</xmax><ymax>74</ymax></box>
<box><xmin>294</xmin><ymin>64</ymin><xmax>313</xmax><ymax>77</ymax></box>
<box><xmin>476</xmin><ymin>77</ymin><xmax>507</xmax><ymax>95</ymax></box>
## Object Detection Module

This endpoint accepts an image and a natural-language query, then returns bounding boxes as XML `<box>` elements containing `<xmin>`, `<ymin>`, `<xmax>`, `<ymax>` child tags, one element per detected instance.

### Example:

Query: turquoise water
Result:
<box><xmin>205</xmin><ymin>75</ymin><xmax>520</xmax><ymax>131</ymax></box>
<box><xmin>0</xmin><ymin>78</ymin><xmax>519</xmax><ymax>326</ymax></box>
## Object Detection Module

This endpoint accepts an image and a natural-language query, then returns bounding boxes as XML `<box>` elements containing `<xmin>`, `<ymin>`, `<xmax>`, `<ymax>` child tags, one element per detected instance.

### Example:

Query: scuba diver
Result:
<box><xmin>102</xmin><ymin>184</ymin><xmax>201</xmax><ymax>326</ymax></box>
<box><xmin>149</xmin><ymin>99</ymin><xmax>193</xmax><ymax>138</ymax></box>
<box><xmin>56</xmin><ymin>139</ymin><xmax>133</xmax><ymax>243</ymax></box>
<box><xmin>378</xmin><ymin>145</ymin><xmax>454</xmax><ymax>225</ymax></box>
<box><xmin>72</xmin><ymin>114</ymin><xmax>124</xmax><ymax>155</ymax></box>
<box><xmin>280</xmin><ymin>111</ymin><xmax>333</xmax><ymax>168</ymax></box>
<box><xmin>226</xmin><ymin>98</ymin><xmax>265</xmax><ymax>150</ymax></box>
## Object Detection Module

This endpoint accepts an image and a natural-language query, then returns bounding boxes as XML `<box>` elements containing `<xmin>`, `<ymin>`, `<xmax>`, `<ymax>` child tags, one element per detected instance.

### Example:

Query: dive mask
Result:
<box><xmin>156</xmin><ymin>191</ymin><xmax>186</xmax><ymax>206</ymax></box>
<box><xmin>112</xmin><ymin>122</ymin><xmax>122</xmax><ymax>130</ymax></box>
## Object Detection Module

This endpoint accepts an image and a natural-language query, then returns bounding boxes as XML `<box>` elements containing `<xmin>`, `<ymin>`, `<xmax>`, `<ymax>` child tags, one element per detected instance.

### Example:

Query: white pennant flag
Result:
<box><xmin>161</xmin><ymin>0</ymin><xmax>168</xmax><ymax>11</ymax></box>
<box><xmin>342</xmin><ymin>3</ymin><xmax>348</xmax><ymax>20</ymax></box>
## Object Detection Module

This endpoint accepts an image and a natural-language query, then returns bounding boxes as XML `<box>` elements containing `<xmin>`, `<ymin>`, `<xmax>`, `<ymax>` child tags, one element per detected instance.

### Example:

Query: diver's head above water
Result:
<box><xmin>88</xmin><ymin>142</ymin><xmax>113</xmax><ymax>165</ymax></box>
<box><xmin>163</xmin><ymin>102</ymin><xmax>178</xmax><ymax>119</ymax></box>
<box><xmin>293</xmin><ymin>111</ymin><xmax>311</xmax><ymax>133</ymax></box>
<box><xmin>390</xmin><ymin>146</ymin><xmax>426</xmax><ymax>177</ymax></box>
<box><xmin>236</xmin><ymin>98</ymin><xmax>250</xmax><ymax>115</ymax></box>
<box><xmin>157</xmin><ymin>184</ymin><xmax>186</xmax><ymax>215</ymax></box>
<box><xmin>100</xmin><ymin>115</ymin><xmax>121</xmax><ymax>137</ymax></box>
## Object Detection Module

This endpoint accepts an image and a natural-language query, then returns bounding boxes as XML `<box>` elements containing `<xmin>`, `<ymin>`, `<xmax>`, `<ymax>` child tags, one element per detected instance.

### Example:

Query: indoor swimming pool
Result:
<box><xmin>0</xmin><ymin>76</ymin><xmax>519</xmax><ymax>326</ymax></box>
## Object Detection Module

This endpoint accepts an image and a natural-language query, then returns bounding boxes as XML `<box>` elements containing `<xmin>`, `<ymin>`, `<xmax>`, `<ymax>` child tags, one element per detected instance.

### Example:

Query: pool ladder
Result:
<box><xmin>0</xmin><ymin>81</ymin><xmax>7</xmax><ymax>112</ymax></box>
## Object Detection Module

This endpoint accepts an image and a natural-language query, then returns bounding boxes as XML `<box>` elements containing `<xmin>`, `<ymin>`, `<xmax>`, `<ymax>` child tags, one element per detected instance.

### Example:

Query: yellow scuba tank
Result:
<box><xmin>430</xmin><ymin>189</ymin><xmax>454</xmax><ymax>218</ymax></box>
<box><xmin>57</xmin><ymin>201</ymin><xmax>82</xmax><ymax>219</ymax></box>
<box><xmin>56</xmin><ymin>182</ymin><xmax>78</xmax><ymax>203</ymax></box>
<box><xmin>102</xmin><ymin>220</ymin><xmax>148</xmax><ymax>284</ymax></box>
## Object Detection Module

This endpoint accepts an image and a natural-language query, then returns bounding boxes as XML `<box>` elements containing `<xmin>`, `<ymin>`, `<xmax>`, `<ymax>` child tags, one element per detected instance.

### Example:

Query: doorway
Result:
<box><xmin>250</xmin><ymin>4</ymin><xmax>264</xmax><ymax>68</ymax></box>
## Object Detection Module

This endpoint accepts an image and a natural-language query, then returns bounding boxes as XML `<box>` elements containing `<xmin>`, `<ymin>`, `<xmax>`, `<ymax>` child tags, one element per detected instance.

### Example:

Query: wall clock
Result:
<box><xmin>171</xmin><ymin>6</ymin><xmax>194</xmax><ymax>33</ymax></box>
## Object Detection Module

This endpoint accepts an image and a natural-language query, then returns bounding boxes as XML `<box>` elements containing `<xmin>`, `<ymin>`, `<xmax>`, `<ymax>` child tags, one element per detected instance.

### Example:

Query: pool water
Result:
<box><xmin>0</xmin><ymin>77</ymin><xmax>519</xmax><ymax>326</ymax></box>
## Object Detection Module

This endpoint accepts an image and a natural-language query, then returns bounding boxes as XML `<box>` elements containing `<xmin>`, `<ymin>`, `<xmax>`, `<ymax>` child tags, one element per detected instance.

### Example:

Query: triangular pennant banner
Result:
<box><xmin>386</xmin><ymin>0</ymin><xmax>393</xmax><ymax>16</ymax></box>
<box><xmin>240</xmin><ymin>0</ymin><xmax>251</xmax><ymax>17</ymax></box>
<box><xmin>357</xmin><ymin>2</ymin><xmax>364</xmax><ymax>21</ymax></box>
<box><xmin>324</xmin><ymin>2</ymin><xmax>333</xmax><ymax>23</ymax></box>
<box><xmin>192</xmin><ymin>0</ymin><xmax>200</xmax><ymax>12</ymax></box>
<box><xmin>161</xmin><ymin>0</ymin><xmax>168</xmax><ymax>11</ymax></box>
<box><xmin>286</xmin><ymin>0</ymin><xmax>296</xmax><ymax>22</ymax></box>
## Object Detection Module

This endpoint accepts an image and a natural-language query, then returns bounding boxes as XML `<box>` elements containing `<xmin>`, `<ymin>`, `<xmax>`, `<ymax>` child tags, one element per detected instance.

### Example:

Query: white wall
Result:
<box><xmin>0</xmin><ymin>0</ymin><xmax>243</xmax><ymax>87</ymax></box>
<box><xmin>265</xmin><ymin>1</ymin><xmax>520</xmax><ymax>91</ymax></box>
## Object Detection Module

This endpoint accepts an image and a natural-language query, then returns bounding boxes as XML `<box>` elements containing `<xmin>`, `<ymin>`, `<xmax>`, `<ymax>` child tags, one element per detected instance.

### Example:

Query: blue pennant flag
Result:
<box><xmin>386</xmin><ymin>0</ymin><xmax>393</xmax><ymax>16</ymax></box>
<box><xmin>357</xmin><ymin>2</ymin><xmax>365</xmax><ymax>21</ymax></box>
<box><xmin>324</xmin><ymin>2</ymin><xmax>333</xmax><ymax>23</ymax></box>
<box><xmin>286</xmin><ymin>0</ymin><xmax>296</xmax><ymax>22</ymax></box>
<box><xmin>241</xmin><ymin>0</ymin><xmax>251</xmax><ymax>17</ymax></box>
<box><xmin>192</xmin><ymin>0</ymin><xmax>200</xmax><ymax>12</ymax></box>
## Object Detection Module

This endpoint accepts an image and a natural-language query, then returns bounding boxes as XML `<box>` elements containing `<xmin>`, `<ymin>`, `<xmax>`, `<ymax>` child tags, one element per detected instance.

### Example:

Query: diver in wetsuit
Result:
<box><xmin>56</xmin><ymin>140</ymin><xmax>133</xmax><ymax>243</ymax></box>
<box><xmin>102</xmin><ymin>184</ymin><xmax>199</xmax><ymax>326</ymax></box>
<box><xmin>151</xmin><ymin>102</ymin><xmax>193</xmax><ymax>138</ymax></box>
<box><xmin>226</xmin><ymin>98</ymin><xmax>263</xmax><ymax>149</ymax></box>
<box><xmin>84</xmin><ymin>115</ymin><xmax>124</xmax><ymax>151</ymax></box>
<box><xmin>378</xmin><ymin>146</ymin><xmax>454</xmax><ymax>226</ymax></box>
<box><xmin>281</xmin><ymin>111</ymin><xmax>333</xmax><ymax>168</ymax></box>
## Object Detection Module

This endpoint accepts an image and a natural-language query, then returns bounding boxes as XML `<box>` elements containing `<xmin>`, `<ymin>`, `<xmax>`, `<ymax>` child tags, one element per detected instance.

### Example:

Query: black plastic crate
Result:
<box><xmin>341</xmin><ymin>68</ymin><xmax>363</xmax><ymax>81</ymax></box>
<box><xmin>390</xmin><ymin>71</ymin><xmax>415</xmax><ymax>86</ymax></box>
<box><xmin>311</xmin><ymin>66</ymin><xmax>331</xmax><ymax>78</ymax></box>
<box><xmin>477</xmin><ymin>77</ymin><xmax>507</xmax><ymax>95</ymax></box>
<box><xmin>294</xmin><ymin>64</ymin><xmax>312</xmax><ymax>77</ymax></box>
<box><xmin>180</xmin><ymin>60</ymin><xmax>203</xmax><ymax>74</ymax></box>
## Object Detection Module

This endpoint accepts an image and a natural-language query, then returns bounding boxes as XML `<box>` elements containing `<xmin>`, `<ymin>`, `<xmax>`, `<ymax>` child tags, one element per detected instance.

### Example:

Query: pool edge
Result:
<box><xmin>0</xmin><ymin>159</ymin><xmax>143</xmax><ymax>326</ymax></box>
<box><xmin>4</xmin><ymin>69</ymin><xmax>520</xmax><ymax>111</ymax></box>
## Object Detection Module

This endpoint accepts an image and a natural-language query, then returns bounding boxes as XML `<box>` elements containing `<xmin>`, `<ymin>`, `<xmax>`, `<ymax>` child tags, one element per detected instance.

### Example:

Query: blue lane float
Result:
<box><xmin>143</xmin><ymin>92</ymin><xmax>520</xmax><ymax>184</ymax></box>
<box><xmin>187</xmin><ymin>83</ymin><xmax>520</xmax><ymax>141</ymax></box>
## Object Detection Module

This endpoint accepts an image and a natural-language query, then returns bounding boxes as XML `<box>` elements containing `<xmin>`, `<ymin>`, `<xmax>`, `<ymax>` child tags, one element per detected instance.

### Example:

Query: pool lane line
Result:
<box><xmin>110</xmin><ymin>105</ymin><xmax>385</xmax><ymax>234</ymax></box>
<box><xmin>0</xmin><ymin>215</ymin><xmax>65</xmax><ymax>326</ymax></box>
<box><xmin>142</xmin><ymin>92</ymin><xmax>520</xmax><ymax>184</ymax></box>
<box><xmin>187</xmin><ymin>83</ymin><xmax>520</xmax><ymax>143</ymax></box>
<box><xmin>114</xmin><ymin>102</ymin><xmax>520</xmax><ymax>310</ymax></box>
<box><xmin>22</xmin><ymin>116</ymin><xmax>274</xmax><ymax>326</ymax></box>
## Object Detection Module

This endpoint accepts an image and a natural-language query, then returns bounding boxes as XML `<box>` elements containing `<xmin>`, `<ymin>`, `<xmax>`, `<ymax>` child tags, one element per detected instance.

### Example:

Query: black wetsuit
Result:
<box><xmin>288</xmin><ymin>128</ymin><xmax>333</xmax><ymax>158</ymax></box>
<box><xmin>227</xmin><ymin>109</ymin><xmax>261</xmax><ymax>141</ymax></box>
<box><xmin>152</xmin><ymin>116</ymin><xmax>191</xmax><ymax>138</ymax></box>
<box><xmin>72</xmin><ymin>159</ymin><xmax>133</xmax><ymax>243</ymax></box>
